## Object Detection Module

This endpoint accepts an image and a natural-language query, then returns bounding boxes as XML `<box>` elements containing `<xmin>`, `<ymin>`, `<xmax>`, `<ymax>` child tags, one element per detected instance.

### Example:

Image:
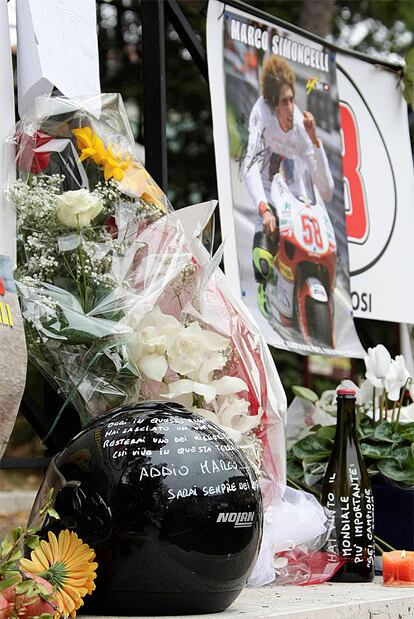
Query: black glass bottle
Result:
<box><xmin>321</xmin><ymin>389</ymin><xmax>375</xmax><ymax>582</ymax></box>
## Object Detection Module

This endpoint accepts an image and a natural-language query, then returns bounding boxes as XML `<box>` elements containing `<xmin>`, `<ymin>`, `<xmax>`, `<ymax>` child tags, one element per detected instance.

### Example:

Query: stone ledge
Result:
<box><xmin>83</xmin><ymin>578</ymin><xmax>414</xmax><ymax>619</ymax></box>
<box><xmin>0</xmin><ymin>490</ymin><xmax>36</xmax><ymax>514</ymax></box>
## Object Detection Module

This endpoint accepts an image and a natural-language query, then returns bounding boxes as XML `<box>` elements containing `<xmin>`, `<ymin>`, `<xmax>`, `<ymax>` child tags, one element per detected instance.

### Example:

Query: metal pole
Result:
<box><xmin>141</xmin><ymin>0</ymin><xmax>168</xmax><ymax>192</ymax></box>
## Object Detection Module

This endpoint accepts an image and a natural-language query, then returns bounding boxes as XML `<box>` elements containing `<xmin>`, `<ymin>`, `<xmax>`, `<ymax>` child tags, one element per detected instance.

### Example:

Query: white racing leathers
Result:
<box><xmin>243</xmin><ymin>97</ymin><xmax>334</xmax><ymax>230</ymax></box>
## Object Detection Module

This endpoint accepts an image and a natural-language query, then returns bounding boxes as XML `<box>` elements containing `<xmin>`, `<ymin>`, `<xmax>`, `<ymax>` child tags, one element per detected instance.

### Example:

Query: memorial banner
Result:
<box><xmin>207</xmin><ymin>0</ymin><xmax>364</xmax><ymax>357</ymax></box>
<box><xmin>337</xmin><ymin>53</ymin><xmax>414</xmax><ymax>323</ymax></box>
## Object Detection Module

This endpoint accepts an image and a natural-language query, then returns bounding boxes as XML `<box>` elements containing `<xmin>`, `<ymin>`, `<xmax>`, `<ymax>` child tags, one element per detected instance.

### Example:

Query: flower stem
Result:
<box><xmin>76</xmin><ymin>233</ymin><xmax>88</xmax><ymax>312</ymax></box>
<box><xmin>374</xmin><ymin>534</ymin><xmax>395</xmax><ymax>551</ymax></box>
<box><xmin>391</xmin><ymin>400</ymin><xmax>397</xmax><ymax>423</ymax></box>
<box><xmin>379</xmin><ymin>388</ymin><xmax>387</xmax><ymax>422</ymax></box>
<box><xmin>396</xmin><ymin>377</ymin><xmax>412</xmax><ymax>427</ymax></box>
<box><xmin>372</xmin><ymin>387</ymin><xmax>376</xmax><ymax>426</ymax></box>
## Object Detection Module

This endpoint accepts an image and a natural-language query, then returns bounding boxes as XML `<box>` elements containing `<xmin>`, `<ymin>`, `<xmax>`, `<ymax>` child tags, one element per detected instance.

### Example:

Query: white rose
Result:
<box><xmin>194</xmin><ymin>396</ymin><xmax>262</xmax><ymax>444</ymax></box>
<box><xmin>167</xmin><ymin>321</ymin><xmax>229</xmax><ymax>381</ymax></box>
<box><xmin>215</xmin><ymin>396</ymin><xmax>262</xmax><ymax>440</ymax></box>
<box><xmin>127</xmin><ymin>306</ymin><xmax>182</xmax><ymax>382</ymax></box>
<box><xmin>56</xmin><ymin>189</ymin><xmax>103</xmax><ymax>228</ymax></box>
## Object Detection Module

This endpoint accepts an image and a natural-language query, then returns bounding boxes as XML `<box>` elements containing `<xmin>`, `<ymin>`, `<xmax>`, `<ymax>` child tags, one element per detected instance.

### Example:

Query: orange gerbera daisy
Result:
<box><xmin>20</xmin><ymin>530</ymin><xmax>98</xmax><ymax>618</ymax></box>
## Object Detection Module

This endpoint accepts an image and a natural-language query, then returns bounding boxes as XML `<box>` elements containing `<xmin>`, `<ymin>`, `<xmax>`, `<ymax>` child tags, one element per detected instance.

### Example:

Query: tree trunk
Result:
<box><xmin>299</xmin><ymin>0</ymin><xmax>335</xmax><ymax>38</ymax></box>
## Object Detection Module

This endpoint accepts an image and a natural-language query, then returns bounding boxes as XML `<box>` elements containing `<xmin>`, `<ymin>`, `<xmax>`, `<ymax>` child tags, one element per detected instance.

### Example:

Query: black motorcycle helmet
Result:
<box><xmin>30</xmin><ymin>402</ymin><xmax>263</xmax><ymax>615</ymax></box>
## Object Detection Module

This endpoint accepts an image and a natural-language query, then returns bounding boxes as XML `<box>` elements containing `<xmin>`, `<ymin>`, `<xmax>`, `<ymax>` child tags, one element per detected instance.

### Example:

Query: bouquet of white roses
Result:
<box><xmin>6</xmin><ymin>94</ymin><xmax>286</xmax><ymax>480</ymax></box>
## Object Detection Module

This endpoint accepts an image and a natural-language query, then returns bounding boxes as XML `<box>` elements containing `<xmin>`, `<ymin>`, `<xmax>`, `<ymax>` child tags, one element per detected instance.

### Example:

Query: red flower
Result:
<box><xmin>1</xmin><ymin>574</ymin><xmax>58</xmax><ymax>619</ymax></box>
<box><xmin>16</xmin><ymin>131</ymin><xmax>52</xmax><ymax>174</ymax></box>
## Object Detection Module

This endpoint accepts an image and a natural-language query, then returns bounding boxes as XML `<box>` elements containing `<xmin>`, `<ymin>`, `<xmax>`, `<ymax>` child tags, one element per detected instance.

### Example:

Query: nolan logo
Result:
<box><xmin>216</xmin><ymin>511</ymin><xmax>255</xmax><ymax>528</ymax></box>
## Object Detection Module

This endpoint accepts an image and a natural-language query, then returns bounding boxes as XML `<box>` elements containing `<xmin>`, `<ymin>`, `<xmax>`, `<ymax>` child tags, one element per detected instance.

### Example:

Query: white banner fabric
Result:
<box><xmin>337</xmin><ymin>53</ymin><xmax>414</xmax><ymax>323</ymax></box>
<box><xmin>0</xmin><ymin>0</ymin><xmax>16</xmax><ymax>262</ymax></box>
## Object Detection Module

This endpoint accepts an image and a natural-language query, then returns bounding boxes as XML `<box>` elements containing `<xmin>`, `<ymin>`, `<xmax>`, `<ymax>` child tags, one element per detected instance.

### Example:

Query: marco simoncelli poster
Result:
<box><xmin>207</xmin><ymin>0</ymin><xmax>364</xmax><ymax>357</ymax></box>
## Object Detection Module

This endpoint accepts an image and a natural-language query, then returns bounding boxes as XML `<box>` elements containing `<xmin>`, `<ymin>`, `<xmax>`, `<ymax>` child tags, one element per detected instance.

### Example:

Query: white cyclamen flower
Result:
<box><xmin>56</xmin><ymin>189</ymin><xmax>103</xmax><ymax>228</ymax></box>
<box><xmin>409</xmin><ymin>378</ymin><xmax>414</xmax><ymax>402</ymax></box>
<box><xmin>337</xmin><ymin>379</ymin><xmax>372</xmax><ymax>407</ymax></box>
<box><xmin>385</xmin><ymin>355</ymin><xmax>411</xmax><ymax>401</ymax></box>
<box><xmin>194</xmin><ymin>396</ymin><xmax>262</xmax><ymax>444</ymax></box>
<box><xmin>167</xmin><ymin>321</ymin><xmax>229</xmax><ymax>382</ymax></box>
<box><xmin>127</xmin><ymin>306</ymin><xmax>182</xmax><ymax>382</ymax></box>
<box><xmin>364</xmin><ymin>344</ymin><xmax>392</xmax><ymax>389</ymax></box>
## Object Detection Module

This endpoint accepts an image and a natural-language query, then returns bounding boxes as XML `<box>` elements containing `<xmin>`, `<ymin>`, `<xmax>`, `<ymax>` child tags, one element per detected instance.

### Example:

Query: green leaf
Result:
<box><xmin>373</xmin><ymin>421</ymin><xmax>395</xmax><ymax>443</ymax></box>
<box><xmin>0</xmin><ymin>535</ymin><xmax>13</xmax><ymax>557</ymax></box>
<box><xmin>377</xmin><ymin>445</ymin><xmax>414</xmax><ymax>486</ymax></box>
<box><xmin>16</xmin><ymin>580</ymin><xmax>36</xmax><ymax>595</ymax></box>
<box><xmin>291</xmin><ymin>434</ymin><xmax>332</xmax><ymax>461</ymax></box>
<box><xmin>25</xmin><ymin>535</ymin><xmax>40</xmax><ymax>550</ymax></box>
<box><xmin>7</xmin><ymin>549</ymin><xmax>22</xmax><ymax>563</ymax></box>
<box><xmin>358</xmin><ymin>420</ymin><xmax>375</xmax><ymax>439</ymax></box>
<box><xmin>292</xmin><ymin>386</ymin><xmax>319</xmax><ymax>403</ymax></box>
<box><xmin>310</xmin><ymin>424</ymin><xmax>322</xmax><ymax>432</ymax></box>
<box><xmin>303</xmin><ymin>460</ymin><xmax>327</xmax><ymax>488</ymax></box>
<box><xmin>400</xmin><ymin>423</ymin><xmax>414</xmax><ymax>443</ymax></box>
<box><xmin>47</xmin><ymin>507</ymin><xmax>60</xmax><ymax>520</ymax></box>
<box><xmin>34</xmin><ymin>583</ymin><xmax>51</xmax><ymax>598</ymax></box>
<box><xmin>11</xmin><ymin>528</ymin><xmax>23</xmax><ymax>544</ymax></box>
<box><xmin>0</xmin><ymin>573</ymin><xmax>22</xmax><ymax>589</ymax></box>
<box><xmin>403</xmin><ymin>47</ymin><xmax>414</xmax><ymax>106</ymax></box>
<box><xmin>314</xmin><ymin>425</ymin><xmax>336</xmax><ymax>442</ymax></box>
<box><xmin>405</xmin><ymin>48</ymin><xmax>414</xmax><ymax>80</ymax></box>
<box><xmin>287</xmin><ymin>458</ymin><xmax>304</xmax><ymax>483</ymax></box>
<box><xmin>360</xmin><ymin>442</ymin><xmax>393</xmax><ymax>460</ymax></box>
<box><xmin>392</xmin><ymin>446</ymin><xmax>412</xmax><ymax>466</ymax></box>
<box><xmin>367</xmin><ymin>463</ymin><xmax>379</xmax><ymax>477</ymax></box>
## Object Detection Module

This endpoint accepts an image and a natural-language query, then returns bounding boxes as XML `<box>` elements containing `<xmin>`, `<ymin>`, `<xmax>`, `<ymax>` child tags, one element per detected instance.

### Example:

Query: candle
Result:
<box><xmin>382</xmin><ymin>550</ymin><xmax>414</xmax><ymax>586</ymax></box>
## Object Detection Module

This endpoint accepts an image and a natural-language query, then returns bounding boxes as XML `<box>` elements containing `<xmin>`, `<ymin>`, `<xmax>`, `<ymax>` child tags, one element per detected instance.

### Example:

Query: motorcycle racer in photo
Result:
<box><xmin>243</xmin><ymin>55</ymin><xmax>334</xmax><ymax>317</ymax></box>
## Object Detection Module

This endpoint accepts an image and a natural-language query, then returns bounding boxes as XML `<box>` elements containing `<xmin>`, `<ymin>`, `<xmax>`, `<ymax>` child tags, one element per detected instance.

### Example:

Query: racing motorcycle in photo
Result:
<box><xmin>253</xmin><ymin>156</ymin><xmax>337</xmax><ymax>349</ymax></box>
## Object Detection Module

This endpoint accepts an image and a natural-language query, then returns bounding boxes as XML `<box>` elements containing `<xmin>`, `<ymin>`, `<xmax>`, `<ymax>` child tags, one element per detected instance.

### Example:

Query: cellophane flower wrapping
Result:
<box><xmin>7</xmin><ymin>93</ymin><xmax>337</xmax><ymax>587</ymax></box>
<box><xmin>6</xmin><ymin>93</ymin><xmax>286</xmax><ymax>487</ymax></box>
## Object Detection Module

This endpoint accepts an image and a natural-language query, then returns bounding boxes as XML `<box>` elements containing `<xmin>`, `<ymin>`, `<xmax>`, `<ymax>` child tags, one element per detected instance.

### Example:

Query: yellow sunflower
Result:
<box><xmin>20</xmin><ymin>530</ymin><xmax>98</xmax><ymax>618</ymax></box>
<box><xmin>72</xmin><ymin>127</ymin><xmax>107</xmax><ymax>165</ymax></box>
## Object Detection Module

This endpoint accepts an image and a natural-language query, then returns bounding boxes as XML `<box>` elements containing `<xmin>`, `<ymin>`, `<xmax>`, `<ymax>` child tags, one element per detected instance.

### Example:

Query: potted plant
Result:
<box><xmin>287</xmin><ymin>345</ymin><xmax>414</xmax><ymax>551</ymax></box>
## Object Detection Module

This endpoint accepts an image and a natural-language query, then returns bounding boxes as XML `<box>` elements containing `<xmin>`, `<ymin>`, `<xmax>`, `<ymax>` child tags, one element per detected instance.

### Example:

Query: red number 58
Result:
<box><xmin>301</xmin><ymin>214</ymin><xmax>323</xmax><ymax>249</ymax></box>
